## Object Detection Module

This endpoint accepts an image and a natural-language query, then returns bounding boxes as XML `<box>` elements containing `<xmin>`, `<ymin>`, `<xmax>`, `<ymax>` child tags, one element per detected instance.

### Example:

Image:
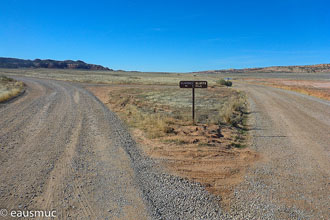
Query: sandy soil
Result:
<box><xmin>244</xmin><ymin>78</ymin><xmax>330</xmax><ymax>100</ymax></box>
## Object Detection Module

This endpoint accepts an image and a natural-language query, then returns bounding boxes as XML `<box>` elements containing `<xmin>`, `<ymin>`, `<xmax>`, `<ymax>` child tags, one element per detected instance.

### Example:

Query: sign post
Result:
<box><xmin>192</xmin><ymin>86</ymin><xmax>195</xmax><ymax>124</ymax></box>
<box><xmin>179</xmin><ymin>81</ymin><xmax>208</xmax><ymax>125</ymax></box>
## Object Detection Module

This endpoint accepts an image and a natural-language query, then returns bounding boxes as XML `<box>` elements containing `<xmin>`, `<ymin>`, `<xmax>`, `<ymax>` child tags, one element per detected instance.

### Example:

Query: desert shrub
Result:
<box><xmin>123</xmin><ymin>104</ymin><xmax>173</xmax><ymax>138</ymax></box>
<box><xmin>217</xmin><ymin>79</ymin><xmax>227</xmax><ymax>85</ymax></box>
<box><xmin>0</xmin><ymin>75</ymin><xmax>14</xmax><ymax>82</ymax></box>
<box><xmin>0</xmin><ymin>76</ymin><xmax>24</xmax><ymax>102</ymax></box>
<box><xmin>225</xmin><ymin>81</ymin><xmax>232</xmax><ymax>87</ymax></box>
<box><xmin>229</xmin><ymin>143</ymin><xmax>246</xmax><ymax>148</ymax></box>
<box><xmin>0</xmin><ymin>88</ymin><xmax>22</xmax><ymax>102</ymax></box>
<box><xmin>217</xmin><ymin>78</ymin><xmax>232</xmax><ymax>87</ymax></box>
<box><xmin>219</xmin><ymin>94</ymin><xmax>247</xmax><ymax>127</ymax></box>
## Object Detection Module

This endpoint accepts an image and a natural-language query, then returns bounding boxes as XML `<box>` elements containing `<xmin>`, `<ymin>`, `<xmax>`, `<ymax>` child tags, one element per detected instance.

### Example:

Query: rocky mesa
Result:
<box><xmin>0</xmin><ymin>57</ymin><xmax>112</xmax><ymax>71</ymax></box>
<box><xmin>199</xmin><ymin>63</ymin><xmax>330</xmax><ymax>74</ymax></box>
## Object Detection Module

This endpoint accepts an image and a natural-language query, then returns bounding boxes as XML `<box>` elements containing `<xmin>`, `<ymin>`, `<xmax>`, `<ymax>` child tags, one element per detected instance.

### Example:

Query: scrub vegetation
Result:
<box><xmin>217</xmin><ymin>78</ymin><xmax>233</xmax><ymax>87</ymax></box>
<box><xmin>98</xmin><ymin>86</ymin><xmax>248</xmax><ymax>142</ymax></box>
<box><xmin>0</xmin><ymin>75</ymin><xmax>24</xmax><ymax>103</ymax></box>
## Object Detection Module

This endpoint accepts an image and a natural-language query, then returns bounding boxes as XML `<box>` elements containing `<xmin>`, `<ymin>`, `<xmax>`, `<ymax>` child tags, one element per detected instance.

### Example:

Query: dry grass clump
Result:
<box><xmin>124</xmin><ymin>103</ymin><xmax>175</xmax><ymax>138</ymax></box>
<box><xmin>0</xmin><ymin>76</ymin><xmax>25</xmax><ymax>102</ymax></box>
<box><xmin>0</xmin><ymin>88</ymin><xmax>22</xmax><ymax>102</ymax></box>
<box><xmin>217</xmin><ymin>78</ymin><xmax>233</xmax><ymax>87</ymax></box>
<box><xmin>112</xmin><ymin>93</ymin><xmax>178</xmax><ymax>138</ymax></box>
<box><xmin>219</xmin><ymin>94</ymin><xmax>247</xmax><ymax>128</ymax></box>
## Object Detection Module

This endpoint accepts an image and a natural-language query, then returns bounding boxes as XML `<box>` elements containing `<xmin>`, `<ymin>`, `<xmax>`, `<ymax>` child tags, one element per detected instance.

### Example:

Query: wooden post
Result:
<box><xmin>192</xmin><ymin>86</ymin><xmax>195</xmax><ymax>125</ymax></box>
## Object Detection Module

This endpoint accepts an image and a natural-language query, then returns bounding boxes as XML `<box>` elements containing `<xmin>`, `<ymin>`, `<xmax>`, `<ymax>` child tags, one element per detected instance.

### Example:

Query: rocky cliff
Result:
<box><xmin>0</xmin><ymin>57</ymin><xmax>112</xmax><ymax>71</ymax></box>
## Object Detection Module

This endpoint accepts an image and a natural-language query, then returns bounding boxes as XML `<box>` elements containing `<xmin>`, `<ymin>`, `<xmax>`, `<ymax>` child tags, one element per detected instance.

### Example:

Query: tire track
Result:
<box><xmin>0</xmin><ymin>77</ymin><xmax>151</xmax><ymax>219</ymax></box>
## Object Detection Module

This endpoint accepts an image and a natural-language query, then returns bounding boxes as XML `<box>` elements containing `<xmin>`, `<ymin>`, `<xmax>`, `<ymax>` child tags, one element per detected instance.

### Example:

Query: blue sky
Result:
<box><xmin>1</xmin><ymin>0</ymin><xmax>329</xmax><ymax>72</ymax></box>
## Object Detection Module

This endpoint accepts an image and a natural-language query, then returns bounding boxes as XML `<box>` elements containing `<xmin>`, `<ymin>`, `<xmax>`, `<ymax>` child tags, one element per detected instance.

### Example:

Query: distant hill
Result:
<box><xmin>198</xmin><ymin>64</ymin><xmax>330</xmax><ymax>74</ymax></box>
<box><xmin>0</xmin><ymin>57</ymin><xmax>112</xmax><ymax>71</ymax></box>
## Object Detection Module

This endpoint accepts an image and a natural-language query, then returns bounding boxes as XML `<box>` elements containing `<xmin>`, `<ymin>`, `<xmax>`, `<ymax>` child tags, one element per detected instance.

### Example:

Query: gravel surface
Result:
<box><xmin>230</xmin><ymin>82</ymin><xmax>330</xmax><ymax>220</ymax></box>
<box><xmin>0</xmin><ymin>77</ymin><xmax>226</xmax><ymax>219</ymax></box>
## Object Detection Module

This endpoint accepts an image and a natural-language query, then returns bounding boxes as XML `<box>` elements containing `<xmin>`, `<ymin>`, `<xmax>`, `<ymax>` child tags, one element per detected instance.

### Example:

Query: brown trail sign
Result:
<box><xmin>179</xmin><ymin>81</ymin><xmax>208</xmax><ymax>124</ymax></box>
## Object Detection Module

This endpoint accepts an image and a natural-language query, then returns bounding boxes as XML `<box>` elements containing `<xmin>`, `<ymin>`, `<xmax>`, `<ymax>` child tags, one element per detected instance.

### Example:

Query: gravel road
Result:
<box><xmin>230</xmin><ymin>82</ymin><xmax>330</xmax><ymax>220</ymax></box>
<box><xmin>0</xmin><ymin>77</ymin><xmax>225</xmax><ymax>219</ymax></box>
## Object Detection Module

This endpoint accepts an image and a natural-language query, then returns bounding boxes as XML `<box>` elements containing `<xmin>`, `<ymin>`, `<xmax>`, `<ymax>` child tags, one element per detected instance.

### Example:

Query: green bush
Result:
<box><xmin>217</xmin><ymin>79</ymin><xmax>227</xmax><ymax>85</ymax></box>
<box><xmin>0</xmin><ymin>75</ymin><xmax>14</xmax><ymax>82</ymax></box>
<box><xmin>217</xmin><ymin>78</ymin><xmax>232</xmax><ymax>87</ymax></box>
<box><xmin>225</xmin><ymin>81</ymin><xmax>232</xmax><ymax>87</ymax></box>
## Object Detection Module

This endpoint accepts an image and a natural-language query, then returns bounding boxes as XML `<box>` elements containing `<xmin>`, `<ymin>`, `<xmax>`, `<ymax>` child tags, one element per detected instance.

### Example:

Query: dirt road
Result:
<box><xmin>231</xmin><ymin>82</ymin><xmax>330</xmax><ymax>219</ymax></box>
<box><xmin>0</xmin><ymin>77</ymin><xmax>153</xmax><ymax>219</ymax></box>
<box><xmin>0</xmin><ymin>77</ymin><xmax>226</xmax><ymax>219</ymax></box>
